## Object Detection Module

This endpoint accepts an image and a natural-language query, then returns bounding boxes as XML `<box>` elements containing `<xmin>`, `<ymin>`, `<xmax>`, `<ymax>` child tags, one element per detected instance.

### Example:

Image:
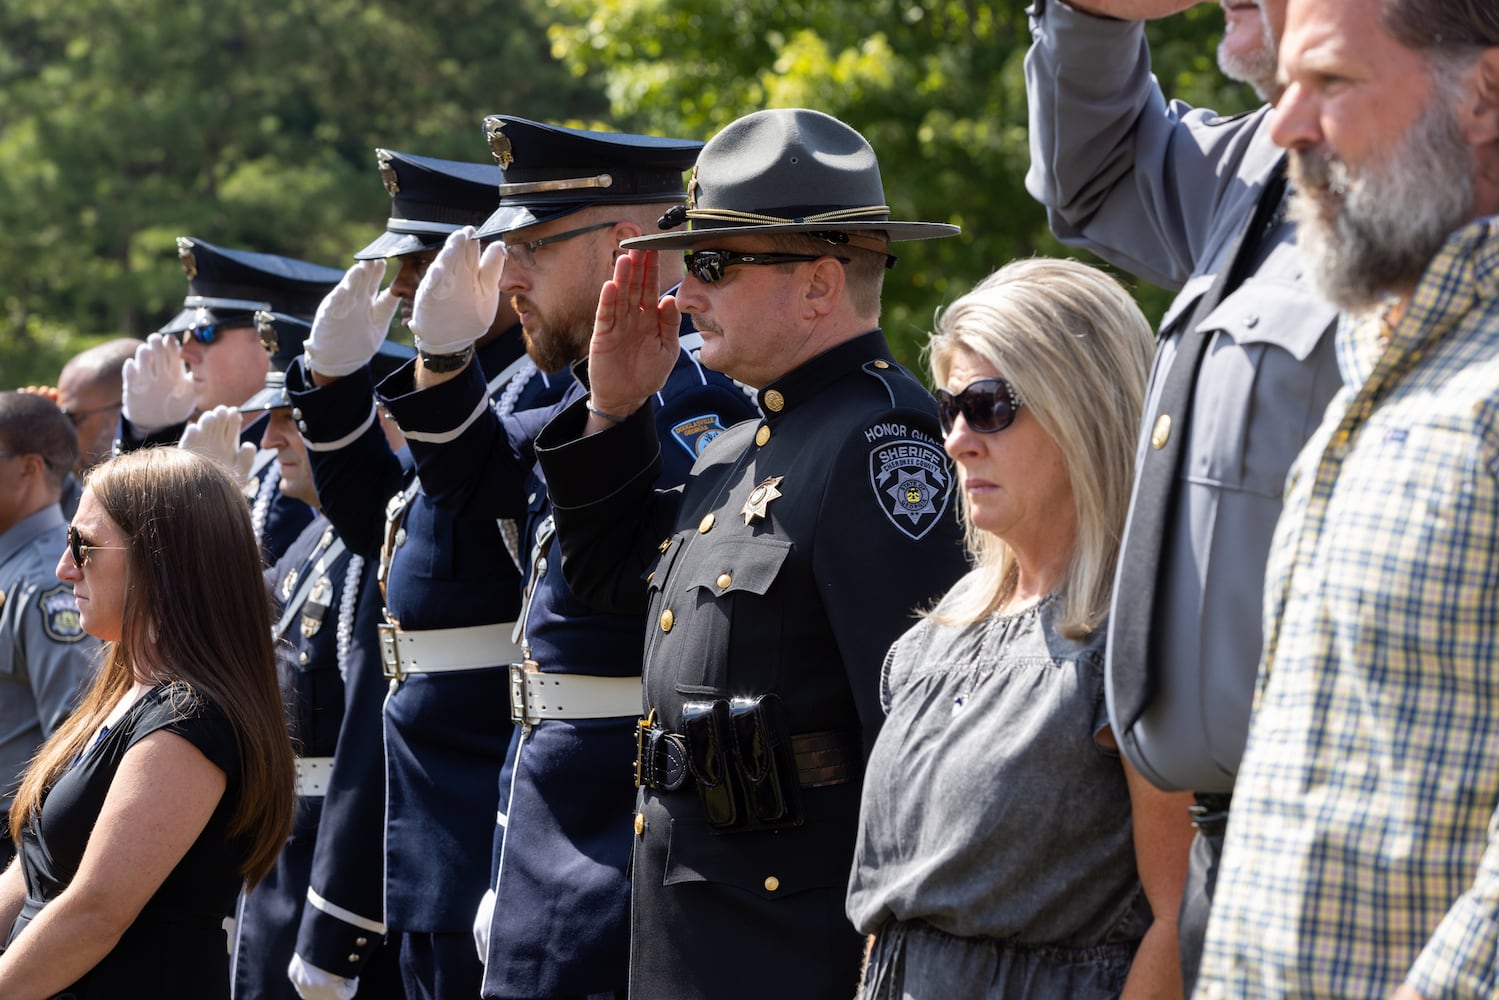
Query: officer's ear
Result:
<box><xmin>799</xmin><ymin>255</ymin><xmax>845</xmax><ymax>321</ymax></box>
<box><xmin>608</xmin><ymin>220</ymin><xmax>645</xmax><ymax>261</ymax></box>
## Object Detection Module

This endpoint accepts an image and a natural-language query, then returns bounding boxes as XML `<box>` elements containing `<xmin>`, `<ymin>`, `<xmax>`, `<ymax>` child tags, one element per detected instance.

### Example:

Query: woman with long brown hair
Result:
<box><xmin>0</xmin><ymin>447</ymin><xmax>295</xmax><ymax>999</ymax></box>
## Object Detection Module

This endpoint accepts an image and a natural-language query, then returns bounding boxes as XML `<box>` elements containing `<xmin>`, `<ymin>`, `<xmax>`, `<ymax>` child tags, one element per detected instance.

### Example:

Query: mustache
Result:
<box><xmin>1290</xmin><ymin>147</ymin><xmax>1352</xmax><ymax>198</ymax></box>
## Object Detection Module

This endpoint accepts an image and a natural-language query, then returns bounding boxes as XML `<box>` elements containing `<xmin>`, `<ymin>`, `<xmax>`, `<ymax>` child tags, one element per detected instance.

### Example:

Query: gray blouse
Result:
<box><xmin>846</xmin><ymin>574</ymin><xmax>1150</xmax><ymax>947</ymax></box>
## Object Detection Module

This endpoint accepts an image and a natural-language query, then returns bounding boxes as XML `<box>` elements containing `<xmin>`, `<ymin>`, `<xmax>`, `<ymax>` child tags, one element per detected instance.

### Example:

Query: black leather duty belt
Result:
<box><xmin>635</xmin><ymin>716</ymin><xmax>861</xmax><ymax>792</ymax></box>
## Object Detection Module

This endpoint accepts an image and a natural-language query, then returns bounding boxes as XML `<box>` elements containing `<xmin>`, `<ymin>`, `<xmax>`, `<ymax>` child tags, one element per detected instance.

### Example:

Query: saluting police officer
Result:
<box><xmin>284</xmin><ymin>149</ymin><xmax>565</xmax><ymax>1000</ymax></box>
<box><xmin>0</xmin><ymin>393</ymin><xmax>99</xmax><ymax>868</ymax></box>
<box><xmin>116</xmin><ymin>238</ymin><xmax>342</xmax><ymax>563</ymax></box>
<box><xmin>385</xmin><ymin>116</ymin><xmax>755</xmax><ymax>1000</ymax></box>
<box><xmin>203</xmin><ymin>329</ymin><xmax>409</xmax><ymax>1000</ymax></box>
<box><xmin>533</xmin><ymin>109</ymin><xmax>970</xmax><ymax>1000</ymax></box>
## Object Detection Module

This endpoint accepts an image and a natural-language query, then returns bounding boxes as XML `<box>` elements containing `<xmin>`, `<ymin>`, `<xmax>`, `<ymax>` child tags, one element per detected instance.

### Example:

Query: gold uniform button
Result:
<box><xmin>762</xmin><ymin>389</ymin><xmax>785</xmax><ymax>412</ymax></box>
<box><xmin>1150</xmin><ymin>414</ymin><xmax>1171</xmax><ymax>449</ymax></box>
<box><xmin>298</xmin><ymin>651</ymin><xmax>310</xmax><ymax>666</ymax></box>
<box><xmin>873</xmin><ymin>359</ymin><xmax>890</xmax><ymax>369</ymax></box>
<box><xmin>660</xmin><ymin>609</ymin><xmax>674</xmax><ymax>632</ymax></box>
<box><xmin>634</xmin><ymin>813</ymin><xmax>645</xmax><ymax>836</ymax></box>
<box><xmin>658</xmin><ymin>537</ymin><xmax>672</xmax><ymax>553</ymax></box>
<box><xmin>716</xmin><ymin>572</ymin><xmax>732</xmax><ymax>590</ymax></box>
<box><xmin>755</xmin><ymin>425</ymin><xmax>771</xmax><ymax>447</ymax></box>
<box><xmin>699</xmin><ymin>513</ymin><xmax>716</xmax><ymax>533</ymax></box>
<box><xmin>763</xmin><ymin>876</ymin><xmax>780</xmax><ymax>892</ymax></box>
<box><xmin>355</xmin><ymin>936</ymin><xmax>369</xmax><ymax>947</ymax></box>
<box><xmin>347</xmin><ymin>953</ymin><xmax>360</xmax><ymax>963</ymax></box>
<box><xmin>646</xmin><ymin>571</ymin><xmax>655</xmax><ymax>584</ymax></box>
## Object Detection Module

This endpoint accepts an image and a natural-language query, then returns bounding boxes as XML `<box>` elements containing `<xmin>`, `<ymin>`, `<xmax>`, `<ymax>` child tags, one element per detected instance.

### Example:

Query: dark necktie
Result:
<box><xmin>1110</xmin><ymin>156</ymin><xmax>1290</xmax><ymax>734</ymax></box>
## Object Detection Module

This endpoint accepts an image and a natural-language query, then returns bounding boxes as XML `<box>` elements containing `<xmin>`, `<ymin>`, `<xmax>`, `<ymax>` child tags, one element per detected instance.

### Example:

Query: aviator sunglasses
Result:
<box><xmin>67</xmin><ymin>524</ymin><xmax>125</xmax><ymax>569</ymax></box>
<box><xmin>935</xmin><ymin>377</ymin><xmax>1024</xmax><ymax>436</ymax></box>
<box><xmin>683</xmin><ymin>249</ymin><xmax>851</xmax><ymax>284</ymax></box>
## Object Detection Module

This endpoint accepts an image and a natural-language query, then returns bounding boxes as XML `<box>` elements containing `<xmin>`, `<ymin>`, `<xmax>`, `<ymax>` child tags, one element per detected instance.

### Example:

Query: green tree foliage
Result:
<box><xmin>0</xmin><ymin>0</ymin><xmax>604</xmax><ymax>386</ymax></box>
<box><xmin>543</xmin><ymin>0</ymin><xmax>1259</xmax><ymax>371</ymax></box>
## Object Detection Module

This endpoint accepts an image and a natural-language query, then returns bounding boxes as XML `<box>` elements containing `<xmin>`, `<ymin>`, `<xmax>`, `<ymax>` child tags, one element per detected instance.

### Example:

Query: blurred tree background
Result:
<box><xmin>0</xmin><ymin>0</ymin><xmax>1254</xmax><ymax>388</ymax></box>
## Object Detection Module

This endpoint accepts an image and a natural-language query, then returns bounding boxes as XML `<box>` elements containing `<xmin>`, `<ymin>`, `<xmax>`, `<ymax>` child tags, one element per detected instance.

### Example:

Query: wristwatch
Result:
<box><xmin>418</xmin><ymin>346</ymin><xmax>474</xmax><ymax>373</ymax></box>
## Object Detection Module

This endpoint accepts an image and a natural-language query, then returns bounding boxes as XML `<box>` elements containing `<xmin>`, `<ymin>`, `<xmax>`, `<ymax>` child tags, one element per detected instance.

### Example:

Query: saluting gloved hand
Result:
<box><xmin>472</xmin><ymin>887</ymin><xmax>497</xmax><ymax>961</ymax></box>
<box><xmin>178</xmin><ymin>405</ymin><xmax>257</xmax><ymax>487</ymax></box>
<box><xmin>288</xmin><ymin>953</ymin><xmax>358</xmax><ymax>1000</ymax></box>
<box><xmin>121</xmin><ymin>333</ymin><xmax>197</xmax><ymax>433</ymax></box>
<box><xmin>305</xmin><ymin>259</ymin><xmax>400</xmax><ymax>377</ymax></box>
<box><xmin>409</xmin><ymin>226</ymin><xmax>506</xmax><ymax>357</ymax></box>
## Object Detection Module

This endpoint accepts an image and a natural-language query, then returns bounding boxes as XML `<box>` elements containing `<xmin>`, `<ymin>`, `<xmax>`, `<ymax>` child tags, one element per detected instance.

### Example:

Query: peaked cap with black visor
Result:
<box><xmin>473</xmin><ymin>116</ymin><xmax>703</xmax><ymax>241</ymax></box>
<box><xmin>354</xmin><ymin>149</ymin><xmax>502</xmax><ymax>260</ymax></box>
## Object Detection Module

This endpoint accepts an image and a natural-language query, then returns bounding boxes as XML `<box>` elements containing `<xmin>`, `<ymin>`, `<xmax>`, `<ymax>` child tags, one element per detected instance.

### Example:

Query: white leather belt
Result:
<box><xmin>379</xmin><ymin>621</ymin><xmax>522</xmax><ymax>681</ymax></box>
<box><xmin>296</xmin><ymin>756</ymin><xmax>335</xmax><ymax>797</ymax></box>
<box><xmin>509</xmin><ymin>665</ymin><xmax>642</xmax><ymax>726</ymax></box>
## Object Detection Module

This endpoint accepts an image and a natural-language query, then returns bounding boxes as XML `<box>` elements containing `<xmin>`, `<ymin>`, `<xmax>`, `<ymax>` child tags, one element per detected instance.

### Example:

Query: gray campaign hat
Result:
<box><xmin>473</xmin><ymin>116</ymin><xmax>703</xmax><ymax>240</ymax></box>
<box><xmin>354</xmin><ymin>149</ymin><xmax>502</xmax><ymax>260</ymax></box>
<box><xmin>623</xmin><ymin>108</ymin><xmax>959</xmax><ymax>251</ymax></box>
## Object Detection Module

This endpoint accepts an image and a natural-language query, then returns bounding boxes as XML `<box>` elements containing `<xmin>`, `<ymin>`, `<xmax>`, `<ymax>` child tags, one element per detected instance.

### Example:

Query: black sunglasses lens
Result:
<box><xmin>686</xmin><ymin>251</ymin><xmax>724</xmax><ymax>284</ymax></box>
<box><xmin>938</xmin><ymin>380</ymin><xmax>1016</xmax><ymax>434</ymax></box>
<box><xmin>68</xmin><ymin>526</ymin><xmax>83</xmax><ymax>567</ymax></box>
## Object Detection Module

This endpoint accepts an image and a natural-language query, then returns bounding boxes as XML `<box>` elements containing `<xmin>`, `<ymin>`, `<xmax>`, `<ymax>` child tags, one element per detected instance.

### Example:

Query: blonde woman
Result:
<box><xmin>0</xmin><ymin>448</ymin><xmax>295</xmax><ymax>999</ymax></box>
<box><xmin>846</xmin><ymin>258</ymin><xmax>1195</xmax><ymax>998</ymax></box>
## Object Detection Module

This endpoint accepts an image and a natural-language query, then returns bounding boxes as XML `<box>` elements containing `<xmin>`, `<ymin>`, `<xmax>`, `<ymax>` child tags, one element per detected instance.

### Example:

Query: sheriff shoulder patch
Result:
<box><xmin>671</xmin><ymin>414</ymin><xmax>728</xmax><ymax>460</ymax></box>
<box><xmin>38</xmin><ymin>584</ymin><xmax>86</xmax><ymax>643</ymax></box>
<box><xmin>865</xmin><ymin>423</ymin><xmax>952</xmax><ymax>540</ymax></box>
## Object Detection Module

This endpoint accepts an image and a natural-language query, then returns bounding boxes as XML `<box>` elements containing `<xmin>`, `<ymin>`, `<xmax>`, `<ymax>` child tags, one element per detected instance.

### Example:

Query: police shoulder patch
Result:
<box><xmin>670</xmin><ymin>413</ymin><xmax>729</xmax><ymax>460</ymax></box>
<box><xmin>865</xmin><ymin>422</ymin><xmax>953</xmax><ymax>541</ymax></box>
<box><xmin>37</xmin><ymin>584</ymin><xmax>86</xmax><ymax>643</ymax></box>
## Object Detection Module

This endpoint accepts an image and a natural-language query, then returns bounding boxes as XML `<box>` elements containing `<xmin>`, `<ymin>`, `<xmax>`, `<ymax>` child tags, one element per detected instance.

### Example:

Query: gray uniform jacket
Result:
<box><xmin>1025</xmin><ymin>0</ymin><xmax>1340</xmax><ymax>791</ymax></box>
<box><xmin>0</xmin><ymin>506</ymin><xmax>98</xmax><ymax>812</ymax></box>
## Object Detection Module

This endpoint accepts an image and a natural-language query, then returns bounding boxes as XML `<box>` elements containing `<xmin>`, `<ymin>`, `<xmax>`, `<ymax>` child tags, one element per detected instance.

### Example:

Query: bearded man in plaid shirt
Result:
<box><xmin>1193</xmin><ymin>0</ymin><xmax>1499</xmax><ymax>997</ymax></box>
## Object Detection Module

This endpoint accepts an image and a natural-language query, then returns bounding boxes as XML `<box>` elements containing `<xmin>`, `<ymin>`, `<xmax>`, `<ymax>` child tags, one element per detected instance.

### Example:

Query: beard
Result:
<box><xmin>516</xmin><ymin>295</ymin><xmax>592</xmax><ymax>373</ymax></box>
<box><xmin>1288</xmin><ymin>97</ymin><xmax>1474</xmax><ymax>313</ymax></box>
<box><xmin>1217</xmin><ymin>4</ymin><xmax>1278</xmax><ymax>102</ymax></box>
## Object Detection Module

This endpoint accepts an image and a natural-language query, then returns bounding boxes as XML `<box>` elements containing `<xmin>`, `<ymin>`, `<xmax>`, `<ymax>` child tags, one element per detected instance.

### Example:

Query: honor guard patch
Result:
<box><xmin>867</xmin><ymin>427</ymin><xmax>952</xmax><ymax>541</ymax></box>
<box><xmin>670</xmin><ymin>414</ymin><xmax>728</xmax><ymax>460</ymax></box>
<box><xmin>38</xmin><ymin>584</ymin><xmax>86</xmax><ymax>643</ymax></box>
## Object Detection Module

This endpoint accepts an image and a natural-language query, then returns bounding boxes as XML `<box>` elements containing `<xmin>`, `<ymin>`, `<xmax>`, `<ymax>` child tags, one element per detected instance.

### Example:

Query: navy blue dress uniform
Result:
<box><xmin>388</xmin><ymin>339</ymin><xmax>751</xmax><ymax>1000</ymax></box>
<box><xmin>229</xmin><ymin>363</ymin><xmax>410</xmax><ymax>1000</ymax></box>
<box><xmin>531</xmin><ymin>109</ymin><xmax>971</xmax><ymax>1000</ymax></box>
<box><xmin>117</xmin><ymin>237</ymin><xmax>343</xmax><ymax>563</ymax></box>
<box><xmin>284</xmin><ymin>147</ymin><xmax>564</xmax><ymax>1000</ymax></box>
<box><xmin>377</xmin><ymin>116</ymin><xmax>757</xmax><ymax>1000</ymax></box>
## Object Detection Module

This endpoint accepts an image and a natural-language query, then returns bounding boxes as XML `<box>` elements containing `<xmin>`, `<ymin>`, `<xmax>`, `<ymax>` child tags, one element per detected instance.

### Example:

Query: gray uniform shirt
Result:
<box><xmin>1024</xmin><ymin>0</ymin><xmax>1340</xmax><ymax>792</ymax></box>
<box><xmin>0</xmin><ymin>505</ymin><xmax>98</xmax><ymax>811</ymax></box>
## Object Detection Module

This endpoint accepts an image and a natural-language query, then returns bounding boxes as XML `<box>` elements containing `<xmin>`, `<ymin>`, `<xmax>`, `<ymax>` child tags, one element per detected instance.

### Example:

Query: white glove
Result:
<box><xmin>305</xmin><ymin>259</ymin><xmax>399</xmax><ymax>377</ymax></box>
<box><xmin>288</xmin><ymin>953</ymin><xmax>359</xmax><ymax>1000</ymax></box>
<box><xmin>121</xmin><ymin>333</ymin><xmax>197</xmax><ymax>433</ymax></box>
<box><xmin>178</xmin><ymin>405</ymin><xmax>256</xmax><ymax>487</ymax></box>
<box><xmin>410</xmin><ymin>226</ymin><xmax>506</xmax><ymax>356</ymax></box>
<box><xmin>472</xmin><ymin>886</ymin><xmax>496</xmax><ymax>961</ymax></box>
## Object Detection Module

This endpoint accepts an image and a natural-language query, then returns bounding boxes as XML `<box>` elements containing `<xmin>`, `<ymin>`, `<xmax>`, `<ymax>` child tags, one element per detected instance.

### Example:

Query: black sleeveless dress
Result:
<box><xmin>7</xmin><ymin>682</ymin><xmax>246</xmax><ymax>999</ymax></box>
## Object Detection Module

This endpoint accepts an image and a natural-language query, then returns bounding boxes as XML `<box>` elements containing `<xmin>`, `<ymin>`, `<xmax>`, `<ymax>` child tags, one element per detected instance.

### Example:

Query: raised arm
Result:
<box><xmin>583</xmin><ymin>250</ymin><xmax>683</xmax><ymax>434</ymax></box>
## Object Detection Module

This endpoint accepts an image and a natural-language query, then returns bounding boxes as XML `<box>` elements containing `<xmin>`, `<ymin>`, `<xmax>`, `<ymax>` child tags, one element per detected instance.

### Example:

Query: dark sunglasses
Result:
<box><xmin>683</xmin><ymin>249</ymin><xmax>851</xmax><ymax>284</ymax></box>
<box><xmin>179</xmin><ymin>321</ymin><xmax>253</xmax><ymax>346</ymax></box>
<box><xmin>67</xmin><ymin>524</ymin><xmax>125</xmax><ymax>569</ymax></box>
<box><xmin>935</xmin><ymin>377</ymin><xmax>1024</xmax><ymax>435</ymax></box>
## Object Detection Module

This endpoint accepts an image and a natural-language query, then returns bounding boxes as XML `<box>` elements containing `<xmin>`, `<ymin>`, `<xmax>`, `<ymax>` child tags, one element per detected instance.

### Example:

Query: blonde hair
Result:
<box><xmin>928</xmin><ymin>258</ymin><xmax>1152</xmax><ymax>638</ymax></box>
<box><xmin>11</xmin><ymin>448</ymin><xmax>295</xmax><ymax>886</ymax></box>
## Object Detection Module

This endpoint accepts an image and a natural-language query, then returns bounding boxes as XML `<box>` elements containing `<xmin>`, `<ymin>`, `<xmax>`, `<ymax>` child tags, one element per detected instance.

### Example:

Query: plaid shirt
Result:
<box><xmin>1195</xmin><ymin>216</ymin><xmax>1499</xmax><ymax>1000</ymax></box>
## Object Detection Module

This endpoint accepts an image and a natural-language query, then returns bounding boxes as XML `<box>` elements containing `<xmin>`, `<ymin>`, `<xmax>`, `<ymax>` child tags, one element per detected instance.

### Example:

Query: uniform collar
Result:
<box><xmin>0</xmin><ymin>504</ymin><xmax>67</xmax><ymax>568</ymax></box>
<box><xmin>755</xmin><ymin>329</ymin><xmax>895</xmax><ymax>422</ymax></box>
